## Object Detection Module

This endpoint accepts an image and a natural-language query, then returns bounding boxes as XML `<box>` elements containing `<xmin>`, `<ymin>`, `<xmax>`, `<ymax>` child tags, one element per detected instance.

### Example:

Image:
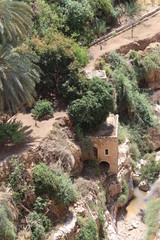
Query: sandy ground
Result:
<box><xmin>0</xmin><ymin>111</ymin><xmax>66</xmax><ymax>161</ymax></box>
<box><xmin>85</xmin><ymin>2</ymin><xmax>160</xmax><ymax>71</ymax></box>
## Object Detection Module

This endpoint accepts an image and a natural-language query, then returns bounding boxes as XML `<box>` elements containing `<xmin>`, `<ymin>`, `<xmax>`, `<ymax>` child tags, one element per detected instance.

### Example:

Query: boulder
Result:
<box><xmin>138</xmin><ymin>180</ymin><xmax>150</xmax><ymax>192</ymax></box>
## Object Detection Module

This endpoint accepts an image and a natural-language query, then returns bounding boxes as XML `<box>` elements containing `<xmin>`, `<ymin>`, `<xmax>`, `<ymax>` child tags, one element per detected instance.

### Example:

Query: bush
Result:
<box><xmin>118</xmin><ymin>123</ymin><xmax>128</xmax><ymax>144</ymax></box>
<box><xmin>0</xmin><ymin>205</ymin><xmax>16</xmax><ymax>240</ymax></box>
<box><xmin>76</xmin><ymin>218</ymin><xmax>98</xmax><ymax>240</ymax></box>
<box><xmin>33</xmin><ymin>163</ymin><xmax>78</xmax><ymax>206</ymax></box>
<box><xmin>140</xmin><ymin>159</ymin><xmax>160</xmax><ymax>184</ymax></box>
<box><xmin>31</xmin><ymin>100</ymin><xmax>53</xmax><ymax>120</ymax></box>
<box><xmin>117</xmin><ymin>178</ymin><xmax>128</xmax><ymax>204</ymax></box>
<box><xmin>9</xmin><ymin>156</ymin><xmax>34</xmax><ymax>204</ymax></box>
<box><xmin>130</xmin><ymin>142</ymin><xmax>140</xmax><ymax>162</ymax></box>
<box><xmin>0</xmin><ymin>120</ymin><xmax>26</xmax><ymax>145</ymax></box>
<box><xmin>27</xmin><ymin>197</ymin><xmax>52</xmax><ymax>240</ymax></box>
<box><xmin>28</xmin><ymin>211</ymin><xmax>51</xmax><ymax>240</ymax></box>
<box><xmin>145</xmin><ymin>199</ymin><xmax>160</xmax><ymax>240</ymax></box>
<box><xmin>109</xmin><ymin>51</ymin><xmax>155</xmax><ymax>129</ymax></box>
<box><xmin>68</xmin><ymin>77</ymin><xmax>114</xmax><ymax>133</ymax></box>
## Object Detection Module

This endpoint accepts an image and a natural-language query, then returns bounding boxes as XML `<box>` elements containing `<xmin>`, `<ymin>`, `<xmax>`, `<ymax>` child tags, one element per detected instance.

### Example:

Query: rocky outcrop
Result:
<box><xmin>104</xmin><ymin>209</ymin><xmax>122</xmax><ymax>240</ymax></box>
<box><xmin>0</xmin><ymin>122</ymin><xmax>83</xmax><ymax>183</ymax></box>
<box><xmin>48</xmin><ymin>212</ymin><xmax>77</xmax><ymax>240</ymax></box>
<box><xmin>138</xmin><ymin>180</ymin><xmax>150</xmax><ymax>192</ymax></box>
<box><xmin>118</xmin><ymin>138</ymin><xmax>134</xmax><ymax>200</ymax></box>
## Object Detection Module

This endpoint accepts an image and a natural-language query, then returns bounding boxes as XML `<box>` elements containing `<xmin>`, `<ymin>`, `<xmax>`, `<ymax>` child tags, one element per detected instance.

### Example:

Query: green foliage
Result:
<box><xmin>68</xmin><ymin>77</ymin><xmax>115</xmax><ymax>133</ymax></box>
<box><xmin>31</xmin><ymin>99</ymin><xmax>54</xmax><ymax>120</ymax></box>
<box><xmin>27</xmin><ymin>197</ymin><xmax>52</xmax><ymax>240</ymax></box>
<box><xmin>76</xmin><ymin>218</ymin><xmax>98</xmax><ymax>240</ymax></box>
<box><xmin>64</xmin><ymin>0</ymin><xmax>94</xmax><ymax>34</ymax></box>
<box><xmin>98</xmin><ymin>207</ymin><xmax>105</xmax><ymax>239</ymax></box>
<box><xmin>109</xmin><ymin>51</ymin><xmax>155</xmax><ymax>129</ymax></box>
<box><xmin>33</xmin><ymin>163</ymin><xmax>78</xmax><ymax>206</ymax></box>
<box><xmin>129</xmin><ymin>50</ymin><xmax>141</xmax><ymax>65</ymax></box>
<box><xmin>28</xmin><ymin>211</ymin><xmax>51</xmax><ymax>240</ymax></box>
<box><xmin>140</xmin><ymin>159</ymin><xmax>160</xmax><ymax>184</ymax></box>
<box><xmin>129</xmin><ymin>142</ymin><xmax>140</xmax><ymax>162</ymax></box>
<box><xmin>0</xmin><ymin>204</ymin><xmax>16</xmax><ymax>240</ymax></box>
<box><xmin>30</xmin><ymin>32</ymin><xmax>88</xmax><ymax>101</ymax></box>
<box><xmin>128</xmin><ymin>125</ymin><xmax>155</xmax><ymax>157</ymax></box>
<box><xmin>0</xmin><ymin>45</ymin><xmax>40</xmax><ymax>114</ymax></box>
<box><xmin>0</xmin><ymin>0</ymin><xmax>33</xmax><ymax>43</ymax></box>
<box><xmin>0</xmin><ymin>120</ymin><xmax>26</xmax><ymax>145</ymax></box>
<box><xmin>9</xmin><ymin>156</ymin><xmax>35</xmax><ymax>204</ymax></box>
<box><xmin>118</xmin><ymin>123</ymin><xmax>128</xmax><ymax>144</ymax></box>
<box><xmin>118</xmin><ymin>178</ymin><xmax>128</xmax><ymax>204</ymax></box>
<box><xmin>143</xmin><ymin>51</ymin><xmax>160</xmax><ymax>73</ymax></box>
<box><xmin>125</xmin><ymin>0</ymin><xmax>141</xmax><ymax>18</ymax></box>
<box><xmin>145</xmin><ymin>199</ymin><xmax>160</xmax><ymax>240</ymax></box>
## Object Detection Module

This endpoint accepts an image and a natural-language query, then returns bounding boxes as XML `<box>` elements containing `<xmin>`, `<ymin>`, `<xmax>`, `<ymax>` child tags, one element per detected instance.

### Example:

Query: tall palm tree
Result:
<box><xmin>0</xmin><ymin>45</ymin><xmax>40</xmax><ymax>114</ymax></box>
<box><xmin>0</xmin><ymin>0</ymin><xmax>40</xmax><ymax>114</ymax></box>
<box><xmin>0</xmin><ymin>0</ymin><xmax>33</xmax><ymax>43</ymax></box>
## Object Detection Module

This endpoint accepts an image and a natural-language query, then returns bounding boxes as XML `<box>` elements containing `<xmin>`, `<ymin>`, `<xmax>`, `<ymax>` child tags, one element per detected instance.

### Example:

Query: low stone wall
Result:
<box><xmin>90</xmin><ymin>7</ymin><xmax>160</xmax><ymax>47</ymax></box>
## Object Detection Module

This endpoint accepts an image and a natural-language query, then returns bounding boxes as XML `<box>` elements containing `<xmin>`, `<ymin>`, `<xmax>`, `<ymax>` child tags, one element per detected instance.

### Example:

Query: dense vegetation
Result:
<box><xmin>100</xmin><ymin>49</ymin><xmax>159</xmax><ymax>159</ymax></box>
<box><xmin>33</xmin><ymin>163</ymin><xmax>78</xmax><ymax>206</ymax></box>
<box><xmin>68</xmin><ymin>77</ymin><xmax>115</xmax><ymax>133</ymax></box>
<box><xmin>145</xmin><ymin>199</ymin><xmax>160</xmax><ymax>240</ymax></box>
<box><xmin>0</xmin><ymin>0</ymin><xmax>159</xmax><ymax>239</ymax></box>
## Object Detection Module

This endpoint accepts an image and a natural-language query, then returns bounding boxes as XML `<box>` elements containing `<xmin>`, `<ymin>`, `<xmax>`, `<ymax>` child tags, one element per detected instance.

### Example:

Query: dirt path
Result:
<box><xmin>0</xmin><ymin>111</ymin><xmax>66</xmax><ymax>161</ymax></box>
<box><xmin>85</xmin><ymin>11</ymin><xmax>160</xmax><ymax>72</ymax></box>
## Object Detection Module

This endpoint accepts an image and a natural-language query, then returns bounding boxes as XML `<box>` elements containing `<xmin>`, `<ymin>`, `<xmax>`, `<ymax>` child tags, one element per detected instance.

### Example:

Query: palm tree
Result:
<box><xmin>0</xmin><ymin>0</ymin><xmax>33</xmax><ymax>43</ymax></box>
<box><xmin>0</xmin><ymin>45</ymin><xmax>40</xmax><ymax>114</ymax></box>
<box><xmin>0</xmin><ymin>0</ymin><xmax>40</xmax><ymax>114</ymax></box>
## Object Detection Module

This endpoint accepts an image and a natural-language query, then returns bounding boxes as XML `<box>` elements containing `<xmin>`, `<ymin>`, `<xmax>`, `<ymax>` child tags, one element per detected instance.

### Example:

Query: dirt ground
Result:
<box><xmin>85</xmin><ymin>0</ymin><xmax>160</xmax><ymax>71</ymax></box>
<box><xmin>0</xmin><ymin>111</ymin><xmax>66</xmax><ymax>161</ymax></box>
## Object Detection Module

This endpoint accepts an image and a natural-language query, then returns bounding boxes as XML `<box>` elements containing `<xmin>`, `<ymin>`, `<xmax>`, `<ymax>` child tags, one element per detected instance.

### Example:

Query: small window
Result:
<box><xmin>105</xmin><ymin>149</ymin><xmax>108</xmax><ymax>155</ymax></box>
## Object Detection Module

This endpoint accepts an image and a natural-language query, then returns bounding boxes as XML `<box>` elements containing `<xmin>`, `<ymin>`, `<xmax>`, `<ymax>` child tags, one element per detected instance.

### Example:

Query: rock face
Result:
<box><xmin>118</xmin><ymin>138</ymin><xmax>134</xmax><ymax>200</ymax></box>
<box><xmin>48</xmin><ymin>212</ymin><xmax>77</xmax><ymax>240</ymax></box>
<box><xmin>104</xmin><ymin>209</ymin><xmax>123</xmax><ymax>240</ymax></box>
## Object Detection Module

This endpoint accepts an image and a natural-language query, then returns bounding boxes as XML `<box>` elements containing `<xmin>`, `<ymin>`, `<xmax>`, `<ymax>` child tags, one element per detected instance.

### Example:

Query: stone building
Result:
<box><xmin>90</xmin><ymin>114</ymin><xmax>119</xmax><ymax>174</ymax></box>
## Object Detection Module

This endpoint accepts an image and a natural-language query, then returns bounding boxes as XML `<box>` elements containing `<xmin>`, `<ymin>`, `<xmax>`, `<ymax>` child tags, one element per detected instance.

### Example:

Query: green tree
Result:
<box><xmin>0</xmin><ymin>1</ymin><xmax>40</xmax><ymax>114</ymax></box>
<box><xmin>0</xmin><ymin>45</ymin><xmax>40</xmax><ymax>114</ymax></box>
<box><xmin>0</xmin><ymin>0</ymin><xmax>33</xmax><ymax>43</ymax></box>
<box><xmin>125</xmin><ymin>0</ymin><xmax>141</xmax><ymax>38</ymax></box>
<box><xmin>68</xmin><ymin>77</ymin><xmax>115</xmax><ymax>133</ymax></box>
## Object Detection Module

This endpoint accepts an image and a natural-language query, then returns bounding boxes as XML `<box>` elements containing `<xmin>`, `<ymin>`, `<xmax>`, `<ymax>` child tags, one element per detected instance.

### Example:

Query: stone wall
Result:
<box><xmin>91</xmin><ymin>137</ymin><xmax>119</xmax><ymax>174</ymax></box>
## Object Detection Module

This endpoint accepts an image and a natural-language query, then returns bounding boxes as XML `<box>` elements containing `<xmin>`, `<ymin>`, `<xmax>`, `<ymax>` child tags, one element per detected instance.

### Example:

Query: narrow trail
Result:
<box><xmin>85</xmin><ymin>11</ymin><xmax>160</xmax><ymax>72</ymax></box>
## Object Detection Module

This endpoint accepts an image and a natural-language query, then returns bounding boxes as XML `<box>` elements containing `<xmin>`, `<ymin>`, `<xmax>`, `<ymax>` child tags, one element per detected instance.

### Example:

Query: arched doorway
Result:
<box><xmin>99</xmin><ymin>161</ymin><xmax>110</xmax><ymax>173</ymax></box>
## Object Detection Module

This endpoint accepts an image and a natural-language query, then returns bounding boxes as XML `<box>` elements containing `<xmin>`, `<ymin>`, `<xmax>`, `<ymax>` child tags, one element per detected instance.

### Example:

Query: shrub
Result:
<box><xmin>145</xmin><ymin>199</ymin><xmax>160</xmax><ymax>240</ymax></box>
<box><xmin>0</xmin><ymin>120</ymin><xmax>26</xmax><ymax>145</ymax></box>
<box><xmin>31</xmin><ymin>100</ymin><xmax>53</xmax><ymax>120</ymax></box>
<box><xmin>9</xmin><ymin>156</ymin><xmax>35</xmax><ymax>204</ymax></box>
<box><xmin>33</xmin><ymin>163</ymin><xmax>78</xmax><ymax>206</ymax></box>
<box><xmin>143</xmin><ymin>52</ymin><xmax>160</xmax><ymax>74</ymax></box>
<box><xmin>109</xmin><ymin>51</ymin><xmax>155</xmax><ymax>129</ymax></box>
<box><xmin>68</xmin><ymin>77</ymin><xmax>114</xmax><ymax>133</ymax></box>
<box><xmin>130</xmin><ymin>142</ymin><xmax>140</xmax><ymax>162</ymax></box>
<box><xmin>28</xmin><ymin>211</ymin><xmax>51</xmax><ymax>240</ymax></box>
<box><xmin>0</xmin><ymin>205</ymin><xmax>16</xmax><ymax>240</ymax></box>
<box><xmin>140</xmin><ymin>159</ymin><xmax>160</xmax><ymax>184</ymax></box>
<box><xmin>118</xmin><ymin>123</ymin><xmax>128</xmax><ymax>144</ymax></box>
<box><xmin>117</xmin><ymin>178</ymin><xmax>128</xmax><ymax>204</ymax></box>
<box><xmin>76</xmin><ymin>218</ymin><xmax>98</xmax><ymax>240</ymax></box>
